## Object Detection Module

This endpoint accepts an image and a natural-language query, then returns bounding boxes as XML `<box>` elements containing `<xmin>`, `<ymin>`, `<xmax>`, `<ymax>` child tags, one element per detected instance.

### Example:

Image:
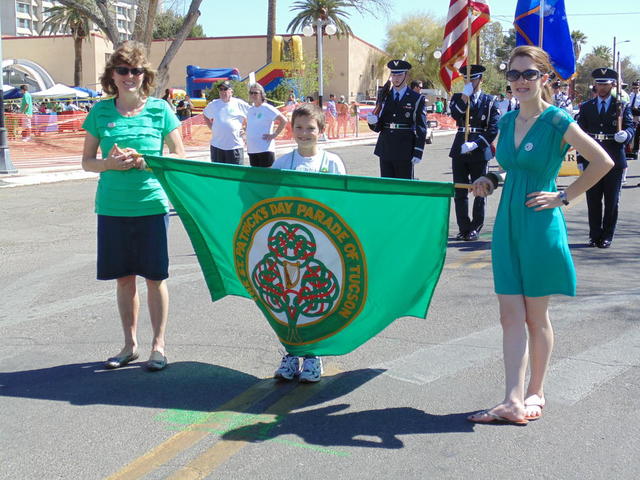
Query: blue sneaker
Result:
<box><xmin>299</xmin><ymin>356</ymin><xmax>323</xmax><ymax>383</ymax></box>
<box><xmin>274</xmin><ymin>354</ymin><xmax>300</xmax><ymax>380</ymax></box>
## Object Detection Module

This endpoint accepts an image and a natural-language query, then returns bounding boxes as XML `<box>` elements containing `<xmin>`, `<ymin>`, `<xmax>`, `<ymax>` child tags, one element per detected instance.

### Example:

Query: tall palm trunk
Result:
<box><xmin>267</xmin><ymin>0</ymin><xmax>276</xmax><ymax>63</ymax></box>
<box><xmin>73</xmin><ymin>36</ymin><xmax>83</xmax><ymax>86</ymax></box>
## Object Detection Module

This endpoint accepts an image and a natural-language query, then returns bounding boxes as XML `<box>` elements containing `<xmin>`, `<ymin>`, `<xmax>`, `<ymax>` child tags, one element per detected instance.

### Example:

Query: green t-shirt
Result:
<box><xmin>21</xmin><ymin>91</ymin><xmax>33</xmax><ymax>115</ymax></box>
<box><xmin>435</xmin><ymin>101</ymin><xmax>443</xmax><ymax>113</ymax></box>
<box><xmin>82</xmin><ymin>97</ymin><xmax>181</xmax><ymax>216</ymax></box>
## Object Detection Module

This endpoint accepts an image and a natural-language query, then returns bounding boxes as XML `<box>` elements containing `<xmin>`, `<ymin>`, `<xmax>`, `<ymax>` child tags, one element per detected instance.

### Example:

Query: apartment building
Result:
<box><xmin>0</xmin><ymin>1</ymin><xmax>137</xmax><ymax>39</ymax></box>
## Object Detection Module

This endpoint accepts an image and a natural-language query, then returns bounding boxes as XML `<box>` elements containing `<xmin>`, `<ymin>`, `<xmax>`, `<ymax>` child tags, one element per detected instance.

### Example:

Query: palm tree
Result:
<box><xmin>571</xmin><ymin>30</ymin><xmax>587</xmax><ymax>62</ymax></box>
<box><xmin>267</xmin><ymin>0</ymin><xmax>277</xmax><ymax>63</ymax></box>
<box><xmin>592</xmin><ymin>45</ymin><xmax>612</xmax><ymax>64</ymax></box>
<box><xmin>287</xmin><ymin>0</ymin><xmax>354</xmax><ymax>37</ymax></box>
<box><xmin>40</xmin><ymin>1</ymin><xmax>93</xmax><ymax>87</ymax></box>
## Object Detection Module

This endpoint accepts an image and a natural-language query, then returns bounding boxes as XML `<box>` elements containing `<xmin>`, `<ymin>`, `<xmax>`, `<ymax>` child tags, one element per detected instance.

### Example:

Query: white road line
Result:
<box><xmin>546</xmin><ymin>327</ymin><xmax>640</xmax><ymax>406</ymax></box>
<box><xmin>371</xmin><ymin>326</ymin><xmax>502</xmax><ymax>385</ymax></box>
<box><xmin>373</xmin><ymin>288</ymin><xmax>639</xmax><ymax>391</ymax></box>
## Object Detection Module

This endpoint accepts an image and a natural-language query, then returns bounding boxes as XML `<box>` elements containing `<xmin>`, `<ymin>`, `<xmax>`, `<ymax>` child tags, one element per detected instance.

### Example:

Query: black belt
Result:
<box><xmin>457</xmin><ymin>127</ymin><xmax>485</xmax><ymax>133</ymax></box>
<box><xmin>384</xmin><ymin>123</ymin><xmax>412</xmax><ymax>130</ymax></box>
<box><xmin>588</xmin><ymin>133</ymin><xmax>615</xmax><ymax>141</ymax></box>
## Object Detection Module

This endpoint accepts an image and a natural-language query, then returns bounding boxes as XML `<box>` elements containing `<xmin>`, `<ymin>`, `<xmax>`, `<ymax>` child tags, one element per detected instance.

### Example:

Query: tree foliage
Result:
<box><xmin>153</xmin><ymin>10</ymin><xmax>204</xmax><ymax>39</ymax></box>
<box><xmin>56</xmin><ymin>0</ymin><xmax>203</xmax><ymax>96</ymax></box>
<box><xmin>383</xmin><ymin>14</ymin><xmax>444</xmax><ymax>90</ymax></box>
<box><xmin>40</xmin><ymin>0</ymin><xmax>94</xmax><ymax>86</ymax></box>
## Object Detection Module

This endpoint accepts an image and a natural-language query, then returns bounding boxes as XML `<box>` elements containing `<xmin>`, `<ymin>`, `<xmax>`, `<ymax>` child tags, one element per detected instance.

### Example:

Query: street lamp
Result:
<box><xmin>0</xmin><ymin>20</ymin><xmax>17</xmax><ymax>174</ymax></box>
<box><xmin>612</xmin><ymin>37</ymin><xmax>630</xmax><ymax>69</ymax></box>
<box><xmin>302</xmin><ymin>12</ymin><xmax>337</xmax><ymax>109</ymax></box>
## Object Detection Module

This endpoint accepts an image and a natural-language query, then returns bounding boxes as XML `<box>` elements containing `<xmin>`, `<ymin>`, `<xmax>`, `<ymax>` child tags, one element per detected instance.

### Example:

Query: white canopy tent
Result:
<box><xmin>31</xmin><ymin>83</ymin><xmax>89</xmax><ymax>99</ymax></box>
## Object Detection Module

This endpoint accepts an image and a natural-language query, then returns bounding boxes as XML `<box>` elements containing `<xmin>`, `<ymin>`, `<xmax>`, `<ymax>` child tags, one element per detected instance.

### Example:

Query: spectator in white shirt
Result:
<box><xmin>203</xmin><ymin>81</ymin><xmax>250</xmax><ymax>164</ymax></box>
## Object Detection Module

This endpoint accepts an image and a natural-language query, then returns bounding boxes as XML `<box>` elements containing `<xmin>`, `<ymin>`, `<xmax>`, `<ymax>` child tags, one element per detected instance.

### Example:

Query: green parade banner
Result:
<box><xmin>145</xmin><ymin>155</ymin><xmax>454</xmax><ymax>356</ymax></box>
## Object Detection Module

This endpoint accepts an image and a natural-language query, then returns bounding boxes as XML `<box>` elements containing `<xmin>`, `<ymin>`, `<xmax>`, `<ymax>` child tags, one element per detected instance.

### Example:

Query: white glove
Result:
<box><xmin>411</xmin><ymin>156</ymin><xmax>422</xmax><ymax>165</ymax></box>
<box><xmin>367</xmin><ymin>113</ymin><xmax>378</xmax><ymax>124</ymax></box>
<box><xmin>614</xmin><ymin>131</ymin><xmax>628</xmax><ymax>143</ymax></box>
<box><xmin>460</xmin><ymin>141</ymin><xmax>478</xmax><ymax>154</ymax></box>
<box><xmin>462</xmin><ymin>82</ymin><xmax>474</xmax><ymax>98</ymax></box>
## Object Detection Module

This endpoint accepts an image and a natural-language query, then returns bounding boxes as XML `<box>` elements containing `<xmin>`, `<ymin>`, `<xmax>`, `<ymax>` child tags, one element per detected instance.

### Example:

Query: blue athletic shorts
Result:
<box><xmin>97</xmin><ymin>214</ymin><xmax>169</xmax><ymax>281</ymax></box>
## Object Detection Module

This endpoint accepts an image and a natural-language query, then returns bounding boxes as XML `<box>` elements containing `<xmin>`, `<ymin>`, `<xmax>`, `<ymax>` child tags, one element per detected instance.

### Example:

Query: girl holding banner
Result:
<box><xmin>468</xmin><ymin>46</ymin><xmax>613</xmax><ymax>425</ymax></box>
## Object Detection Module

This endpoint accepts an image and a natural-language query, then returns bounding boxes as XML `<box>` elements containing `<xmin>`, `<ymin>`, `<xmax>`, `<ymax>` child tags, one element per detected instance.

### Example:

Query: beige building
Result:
<box><xmin>2</xmin><ymin>32</ymin><xmax>388</xmax><ymax>101</ymax></box>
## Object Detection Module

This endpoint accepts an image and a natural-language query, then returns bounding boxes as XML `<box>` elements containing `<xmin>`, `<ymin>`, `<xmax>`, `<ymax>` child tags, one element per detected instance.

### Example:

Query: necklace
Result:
<box><xmin>517</xmin><ymin>111</ymin><xmax>542</xmax><ymax>123</ymax></box>
<box><xmin>116</xmin><ymin>97</ymin><xmax>146</xmax><ymax>117</ymax></box>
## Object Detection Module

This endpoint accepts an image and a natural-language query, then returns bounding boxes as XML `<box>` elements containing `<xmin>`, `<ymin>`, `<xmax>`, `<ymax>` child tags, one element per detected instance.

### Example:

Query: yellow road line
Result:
<box><xmin>165</xmin><ymin>366</ymin><xmax>342</xmax><ymax>480</ymax></box>
<box><xmin>444</xmin><ymin>249</ymin><xmax>485</xmax><ymax>269</ymax></box>
<box><xmin>105</xmin><ymin>378</ymin><xmax>278</xmax><ymax>480</ymax></box>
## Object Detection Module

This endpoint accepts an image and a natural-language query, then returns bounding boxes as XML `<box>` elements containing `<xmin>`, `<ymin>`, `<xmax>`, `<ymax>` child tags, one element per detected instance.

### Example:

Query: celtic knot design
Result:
<box><xmin>251</xmin><ymin>221</ymin><xmax>340</xmax><ymax>342</ymax></box>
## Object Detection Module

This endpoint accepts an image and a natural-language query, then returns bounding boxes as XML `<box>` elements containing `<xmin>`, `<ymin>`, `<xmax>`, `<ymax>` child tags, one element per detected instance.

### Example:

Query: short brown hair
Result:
<box><xmin>100</xmin><ymin>41</ymin><xmax>156</xmax><ymax>96</ymax></box>
<box><xmin>291</xmin><ymin>103</ymin><xmax>325</xmax><ymax>131</ymax></box>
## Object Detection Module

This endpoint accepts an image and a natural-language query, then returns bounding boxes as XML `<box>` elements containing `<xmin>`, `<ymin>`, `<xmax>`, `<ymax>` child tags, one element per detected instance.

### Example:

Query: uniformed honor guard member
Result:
<box><xmin>629</xmin><ymin>79</ymin><xmax>640</xmax><ymax>160</ymax></box>
<box><xmin>552</xmin><ymin>81</ymin><xmax>573</xmax><ymax>114</ymax></box>
<box><xmin>367</xmin><ymin>60</ymin><xmax>427</xmax><ymax>179</ymax></box>
<box><xmin>448</xmin><ymin>64</ymin><xmax>500</xmax><ymax>241</ymax></box>
<box><xmin>576</xmin><ymin>68</ymin><xmax>634</xmax><ymax>248</ymax></box>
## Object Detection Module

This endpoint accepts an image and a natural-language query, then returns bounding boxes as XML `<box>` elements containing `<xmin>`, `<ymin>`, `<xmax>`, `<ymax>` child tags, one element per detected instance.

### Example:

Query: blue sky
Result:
<box><xmin>194</xmin><ymin>0</ymin><xmax>639</xmax><ymax>65</ymax></box>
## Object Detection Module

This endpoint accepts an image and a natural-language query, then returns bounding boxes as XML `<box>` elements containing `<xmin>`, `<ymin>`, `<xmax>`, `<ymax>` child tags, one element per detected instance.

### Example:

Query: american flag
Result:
<box><xmin>439</xmin><ymin>0</ymin><xmax>491</xmax><ymax>92</ymax></box>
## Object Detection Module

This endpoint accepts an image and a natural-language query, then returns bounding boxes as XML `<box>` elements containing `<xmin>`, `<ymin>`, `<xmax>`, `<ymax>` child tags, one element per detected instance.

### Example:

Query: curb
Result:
<box><xmin>0</xmin><ymin>130</ymin><xmax>455</xmax><ymax>188</ymax></box>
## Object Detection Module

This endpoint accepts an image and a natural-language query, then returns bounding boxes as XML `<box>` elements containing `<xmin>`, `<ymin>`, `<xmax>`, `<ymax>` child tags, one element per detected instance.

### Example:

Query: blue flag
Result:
<box><xmin>514</xmin><ymin>0</ymin><xmax>575</xmax><ymax>80</ymax></box>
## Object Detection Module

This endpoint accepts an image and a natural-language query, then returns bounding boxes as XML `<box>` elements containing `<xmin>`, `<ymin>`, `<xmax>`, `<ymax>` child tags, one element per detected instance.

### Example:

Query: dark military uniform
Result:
<box><xmin>368</xmin><ymin>59</ymin><xmax>427</xmax><ymax>179</ymax></box>
<box><xmin>449</xmin><ymin>80</ymin><xmax>500</xmax><ymax>238</ymax></box>
<box><xmin>629</xmin><ymin>80</ymin><xmax>640</xmax><ymax>159</ymax></box>
<box><xmin>577</xmin><ymin>68</ymin><xmax>635</xmax><ymax>246</ymax></box>
<box><xmin>369</xmin><ymin>88</ymin><xmax>427</xmax><ymax>178</ymax></box>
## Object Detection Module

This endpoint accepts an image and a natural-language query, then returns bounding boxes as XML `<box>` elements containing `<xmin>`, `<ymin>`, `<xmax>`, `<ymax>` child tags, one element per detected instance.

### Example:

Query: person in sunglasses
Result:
<box><xmin>81</xmin><ymin>41</ymin><xmax>185</xmax><ymax>372</ymax></box>
<box><xmin>203</xmin><ymin>80</ymin><xmax>250</xmax><ymax>164</ymax></box>
<box><xmin>576</xmin><ymin>68</ymin><xmax>635</xmax><ymax>248</ymax></box>
<box><xmin>448</xmin><ymin>64</ymin><xmax>500</xmax><ymax>241</ymax></box>
<box><xmin>467</xmin><ymin>46</ymin><xmax>613</xmax><ymax>425</ymax></box>
<box><xmin>245</xmin><ymin>83</ymin><xmax>288</xmax><ymax>167</ymax></box>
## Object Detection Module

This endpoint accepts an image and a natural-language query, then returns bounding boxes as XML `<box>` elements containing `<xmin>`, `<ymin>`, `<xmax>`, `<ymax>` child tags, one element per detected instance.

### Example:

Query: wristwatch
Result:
<box><xmin>557</xmin><ymin>190</ymin><xmax>569</xmax><ymax>206</ymax></box>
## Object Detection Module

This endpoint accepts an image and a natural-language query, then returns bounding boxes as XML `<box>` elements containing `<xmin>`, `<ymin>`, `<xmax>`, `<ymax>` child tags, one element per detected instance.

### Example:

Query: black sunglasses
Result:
<box><xmin>114</xmin><ymin>66</ymin><xmax>145</xmax><ymax>76</ymax></box>
<box><xmin>249</xmin><ymin>91</ymin><xmax>261</xmax><ymax>94</ymax></box>
<box><xmin>218</xmin><ymin>87</ymin><xmax>230</xmax><ymax>91</ymax></box>
<box><xmin>506</xmin><ymin>69</ymin><xmax>542</xmax><ymax>82</ymax></box>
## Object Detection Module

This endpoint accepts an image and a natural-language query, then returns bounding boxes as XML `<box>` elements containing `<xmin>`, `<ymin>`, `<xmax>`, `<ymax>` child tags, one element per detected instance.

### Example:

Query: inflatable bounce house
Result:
<box><xmin>251</xmin><ymin>35</ymin><xmax>303</xmax><ymax>92</ymax></box>
<box><xmin>184</xmin><ymin>35</ymin><xmax>304</xmax><ymax>112</ymax></box>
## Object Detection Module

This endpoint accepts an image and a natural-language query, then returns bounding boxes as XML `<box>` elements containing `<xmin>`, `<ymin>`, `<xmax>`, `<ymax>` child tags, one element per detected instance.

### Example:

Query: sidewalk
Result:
<box><xmin>0</xmin><ymin>129</ymin><xmax>455</xmax><ymax>188</ymax></box>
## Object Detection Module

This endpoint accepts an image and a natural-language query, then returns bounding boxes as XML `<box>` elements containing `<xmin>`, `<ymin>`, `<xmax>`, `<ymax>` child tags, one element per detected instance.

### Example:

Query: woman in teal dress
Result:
<box><xmin>82</xmin><ymin>42</ymin><xmax>185</xmax><ymax>371</ymax></box>
<box><xmin>468</xmin><ymin>46</ymin><xmax>613</xmax><ymax>425</ymax></box>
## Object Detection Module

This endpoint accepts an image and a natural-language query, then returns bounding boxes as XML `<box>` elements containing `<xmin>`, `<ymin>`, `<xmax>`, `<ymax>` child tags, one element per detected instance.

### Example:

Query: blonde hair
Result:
<box><xmin>508</xmin><ymin>45</ymin><xmax>553</xmax><ymax>103</ymax></box>
<box><xmin>100</xmin><ymin>41</ymin><xmax>156</xmax><ymax>96</ymax></box>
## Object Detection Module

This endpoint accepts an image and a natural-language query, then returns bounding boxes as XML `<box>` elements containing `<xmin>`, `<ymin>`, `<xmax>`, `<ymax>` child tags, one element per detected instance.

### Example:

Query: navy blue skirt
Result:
<box><xmin>97</xmin><ymin>214</ymin><xmax>169</xmax><ymax>281</ymax></box>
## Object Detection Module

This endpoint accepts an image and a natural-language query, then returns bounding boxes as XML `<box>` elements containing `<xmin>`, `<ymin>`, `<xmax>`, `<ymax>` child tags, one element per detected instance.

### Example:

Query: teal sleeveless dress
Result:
<box><xmin>492</xmin><ymin>105</ymin><xmax>576</xmax><ymax>297</ymax></box>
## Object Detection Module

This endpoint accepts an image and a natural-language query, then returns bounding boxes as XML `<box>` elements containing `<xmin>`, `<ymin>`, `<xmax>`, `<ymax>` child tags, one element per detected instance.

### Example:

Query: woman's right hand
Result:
<box><xmin>471</xmin><ymin>176</ymin><xmax>495</xmax><ymax>197</ymax></box>
<box><xmin>106</xmin><ymin>143</ymin><xmax>136</xmax><ymax>171</ymax></box>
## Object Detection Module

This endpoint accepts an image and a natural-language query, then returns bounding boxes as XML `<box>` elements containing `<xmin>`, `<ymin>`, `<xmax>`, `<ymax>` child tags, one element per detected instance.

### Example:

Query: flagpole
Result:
<box><xmin>464</xmin><ymin>4</ymin><xmax>473</xmax><ymax>143</ymax></box>
<box><xmin>616</xmin><ymin>52</ymin><xmax>623</xmax><ymax>131</ymax></box>
<box><xmin>538</xmin><ymin>0</ymin><xmax>545</xmax><ymax>48</ymax></box>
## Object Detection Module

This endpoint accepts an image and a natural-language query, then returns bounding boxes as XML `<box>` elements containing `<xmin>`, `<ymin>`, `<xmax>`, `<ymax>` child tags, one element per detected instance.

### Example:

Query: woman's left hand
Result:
<box><xmin>525</xmin><ymin>191</ymin><xmax>563</xmax><ymax>211</ymax></box>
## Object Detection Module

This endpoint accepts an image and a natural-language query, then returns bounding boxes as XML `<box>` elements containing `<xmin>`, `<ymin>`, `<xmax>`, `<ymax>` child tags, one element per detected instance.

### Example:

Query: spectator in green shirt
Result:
<box><xmin>81</xmin><ymin>41</ymin><xmax>185</xmax><ymax>372</ymax></box>
<box><xmin>435</xmin><ymin>97</ymin><xmax>444</xmax><ymax>114</ymax></box>
<box><xmin>20</xmin><ymin>85</ymin><xmax>33</xmax><ymax>140</ymax></box>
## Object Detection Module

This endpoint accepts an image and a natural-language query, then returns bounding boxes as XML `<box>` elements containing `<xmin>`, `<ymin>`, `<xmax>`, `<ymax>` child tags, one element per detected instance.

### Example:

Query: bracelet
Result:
<box><xmin>558</xmin><ymin>190</ymin><xmax>569</xmax><ymax>206</ymax></box>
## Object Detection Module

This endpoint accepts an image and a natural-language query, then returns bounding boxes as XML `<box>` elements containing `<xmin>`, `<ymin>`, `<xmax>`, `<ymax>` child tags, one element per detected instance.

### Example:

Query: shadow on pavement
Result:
<box><xmin>220</xmin><ymin>368</ymin><xmax>474</xmax><ymax>449</ymax></box>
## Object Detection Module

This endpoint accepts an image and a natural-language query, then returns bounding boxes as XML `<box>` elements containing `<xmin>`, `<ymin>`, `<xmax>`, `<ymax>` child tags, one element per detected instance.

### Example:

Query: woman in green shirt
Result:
<box><xmin>82</xmin><ymin>41</ymin><xmax>185</xmax><ymax>372</ymax></box>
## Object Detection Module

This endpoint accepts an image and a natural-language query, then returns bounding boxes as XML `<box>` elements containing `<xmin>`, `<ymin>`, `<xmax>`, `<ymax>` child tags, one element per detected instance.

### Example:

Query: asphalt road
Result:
<box><xmin>1</xmin><ymin>135</ymin><xmax>639</xmax><ymax>480</ymax></box>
